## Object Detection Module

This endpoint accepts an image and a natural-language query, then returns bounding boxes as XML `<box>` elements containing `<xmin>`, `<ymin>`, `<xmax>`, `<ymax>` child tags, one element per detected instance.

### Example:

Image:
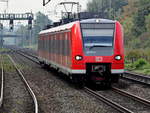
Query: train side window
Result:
<box><xmin>49</xmin><ymin>35</ymin><xmax>51</xmax><ymax>53</ymax></box>
<box><xmin>43</xmin><ymin>37</ymin><xmax>44</xmax><ymax>51</ymax></box>
<box><xmin>58</xmin><ymin>34</ymin><xmax>61</xmax><ymax>55</ymax></box>
<box><xmin>38</xmin><ymin>39</ymin><xmax>39</xmax><ymax>50</ymax></box>
<box><xmin>62</xmin><ymin>33</ymin><xmax>65</xmax><ymax>55</ymax></box>
<box><xmin>50</xmin><ymin>35</ymin><xmax>52</xmax><ymax>54</ymax></box>
<box><xmin>40</xmin><ymin>39</ymin><xmax>41</xmax><ymax>50</ymax></box>
<box><xmin>40</xmin><ymin>37</ymin><xmax>42</xmax><ymax>51</ymax></box>
<box><xmin>45</xmin><ymin>36</ymin><xmax>47</xmax><ymax>52</ymax></box>
<box><xmin>66</xmin><ymin>33</ymin><xmax>70</xmax><ymax>56</ymax></box>
<box><xmin>43</xmin><ymin>37</ymin><xmax>45</xmax><ymax>51</ymax></box>
<box><xmin>42</xmin><ymin>37</ymin><xmax>43</xmax><ymax>51</ymax></box>
<box><xmin>44</xmin><ymin>36</ymin><xmax>46</xmax><ymax>52</ymax></box>
<box><xmin>59</xmin><ymin>34</ymin><xmax>63</xmax><ymax>55</ymax></box>
<box><xmin>54</xmin><ymin>35</ymin><xmax>56</xmax><ymax>54</ymax></box>
<box><xmin>51</xmin><ymin>35</ymin><xmax>54</xmax><ymax>53</ymax></box>
<box><xmin>64</xmin><ymin>33</ymin><xmax>67</xmax><ymax>56</ymax></box>
<box><xmin>55</xmin><ymin>35</ymin><xmax>57</xmax><ymax>54</ymax></box>
<box><xmin>61</xmin><ymin>35</ymin><xmax>63</xmax><ymax>55</ymax></box>
<box><xmin>63</xmin><ymin>33</ymin><xmax>65</xmax><ymax>56</ymax></box>
<box><xmin>39</xmin><ymin>38</ymin><xmax>42</xmax><ymax>50</ymax></box>
<box><xmin>55</xmin><ymin>34</ymin><xmax>59</xmax><ymax>54</ymax></box>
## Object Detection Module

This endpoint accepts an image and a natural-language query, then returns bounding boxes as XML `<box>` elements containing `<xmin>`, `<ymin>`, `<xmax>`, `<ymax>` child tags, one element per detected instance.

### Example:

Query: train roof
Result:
<box><xmin>39</xmin><ymin>21</ymin><xmax>76</xmax><ymax>35</ymax></box>
<box><xmin>39</xmin><ymin>18</ymin><xmax>116</xmax><ymax>35</ymax></box>
<box><xmin>80</xmin><ymin>18</ymin><xmax>116</xmax><ymax>24</ymax></box>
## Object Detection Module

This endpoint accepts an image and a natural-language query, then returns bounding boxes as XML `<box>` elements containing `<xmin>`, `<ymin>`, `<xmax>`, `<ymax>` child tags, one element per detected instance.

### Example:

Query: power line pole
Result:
<box><xmin>0</xmin><ymin>23</ymin><xmax>3</xmax><ymax>48</ymax></box>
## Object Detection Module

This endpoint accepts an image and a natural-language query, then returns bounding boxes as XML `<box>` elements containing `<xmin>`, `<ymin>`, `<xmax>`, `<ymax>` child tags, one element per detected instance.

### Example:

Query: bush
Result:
<box><xmin>125</xmin><ymin>63</ymin><xmax>135</xmax><ymax>70</ymax></box>
<box><xmin>133</xmin><ymin>58</ymin><xmax>147</xmax><ymax>69</ymax></box>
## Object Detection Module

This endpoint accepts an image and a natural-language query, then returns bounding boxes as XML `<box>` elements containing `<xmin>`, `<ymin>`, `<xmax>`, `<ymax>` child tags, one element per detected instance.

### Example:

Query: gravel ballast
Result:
<box><xmin>0</xmin><ymin>55</ymin><xmax>33</xmax><ymax>113</ymax></box>
<box><xmin>11</xmin><ymin>53</ymin><xmax>120</xmax><ymax>113</ymax></box>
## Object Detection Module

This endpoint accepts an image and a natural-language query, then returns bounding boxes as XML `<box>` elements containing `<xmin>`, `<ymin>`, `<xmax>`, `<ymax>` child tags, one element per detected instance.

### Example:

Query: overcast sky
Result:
<box><xmin>0</xmin><ymin>0</ymin><xmax>89</xmax><ymax>21</ymax></box>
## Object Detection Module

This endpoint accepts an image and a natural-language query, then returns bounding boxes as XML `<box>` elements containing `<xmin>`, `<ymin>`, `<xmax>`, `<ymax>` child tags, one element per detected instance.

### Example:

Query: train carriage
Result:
<box><xmin>38</xmin><ymin>18</ymin><xmax>124</xmax><ymax>87</ymax></box>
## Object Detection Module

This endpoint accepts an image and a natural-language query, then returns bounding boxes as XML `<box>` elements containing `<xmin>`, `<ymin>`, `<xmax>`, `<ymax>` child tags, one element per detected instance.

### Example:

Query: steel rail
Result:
<box><xmin>112</xmin><ymin>87</ymin><xmax>150</xmax><ymax>107</ymax></box>
<box><xmin>0</xmin><ymin>55</ymin><xmax>4</xmax><ymax>107</ymax></box>
<box><xmin>123</xmin><ymin>71</ymin><xmax>150</xmax><ymax>85</ymax></box>
<box><xmin>84</xmin><ymin>87</ymin><xmax>134</xmax><ymax>113</ymax></box>
<box><xmin>16</xmin><ymin>51</ymin><xmax>39</xmax><ymax>64</ymax></box>
<box><xmin>19</xmin><ymin>49</ymin><xmax>38</xmax><ymax>59</ymax></box>
<box><xmin>8</xmin><ymin>55</ymin><xmax>38</xmax><ymax>113</ymax></box>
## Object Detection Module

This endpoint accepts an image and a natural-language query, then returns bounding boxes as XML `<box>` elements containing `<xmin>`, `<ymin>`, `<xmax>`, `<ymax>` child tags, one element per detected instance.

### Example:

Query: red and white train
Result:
<box><xmin>38</xmin><ymin>18</ymin><xmax>124</xmax><ymax>87</ymax></box>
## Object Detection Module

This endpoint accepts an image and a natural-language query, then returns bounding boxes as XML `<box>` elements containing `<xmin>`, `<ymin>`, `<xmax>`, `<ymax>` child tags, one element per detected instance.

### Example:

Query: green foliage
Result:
<box><xmin>87</xmin><ymin>0</ymin><xmax>128</xmax><ymax>19</ymax></box>
<box><xmin>0</xmin><ymin>48</ymin><xmax>9</xmax><ymax>52</ymax></box>
<box><xmin>15</xmin><ymin>25</ymin><xmax>29</xmax><ymax>46</ymax></box>
<box><xmin>145</xmin><ymin>14</ymin><xmax>150</xmax><ymax>32</ymax></box>
<box><xmin>15</xmin><ymin>12</ymin><xmax>52</xmax><ymax>47</ymax></box>
<box><xmin>131</xmin><ymin>0</ymin><xmax>150</xmax><ymax>37</ymax></box>
<box><xmin>126</xmin><ymin>49</ymin><xmax>141</xmax><ymax>62</ymax></box>
<box><xmin>2</xmin><ymin>55</ymin><xmax>15</xmax><ymax>72</ymax></box>
<box><xmin>134</xmin><ymin>63</ymin><xmax>150</xmax><ymax>75</ymax></box>
<box><xmin>118</xmin><ymin>0</ymin><xmax>150</xmax><ymax>50</ymax></box>
<box><xmin>33</xmin><ymin>12</ymin><xmax>52</xmax><ymax>44</ymax></box>
<box><xmin>134</xmin><ymin>58</ymin><xmax>147</xmax><ymax>69</ymax></box>
<box><xmin>125</xmin><ymin>48</ymin><xmax>150</xmax><ymax>74</ymax></box>
<box><xmin>87</xmin><ymin>0</ymin><xmax>102</xmax><ymax>13</ymax></box>
<box><xmin>132</xmin><ymin>12</ymin><xmax>146</xmax><ymax>36</ymax></box>
<box><xmin>125</xmin><ymin>58</ymin><xmax>148</xmax><ymax>70</ymax></box>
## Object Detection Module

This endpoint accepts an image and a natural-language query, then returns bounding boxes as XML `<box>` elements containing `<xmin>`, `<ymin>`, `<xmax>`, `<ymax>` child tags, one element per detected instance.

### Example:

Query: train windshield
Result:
<box><xmin>81</xmin><ymin>23</ymin><xmax>115</xmax><ymax>56</ymax></box>
<box><xmin>82</xmin><ymin>29</ymin><xmax>113</xmax><ymax>47</ymax></box>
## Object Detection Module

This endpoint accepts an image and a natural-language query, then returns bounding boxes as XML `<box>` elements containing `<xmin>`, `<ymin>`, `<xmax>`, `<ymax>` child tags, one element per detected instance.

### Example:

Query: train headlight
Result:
<box><xmin>75</xmin><ymin>55</ymin><xmax>83</xmax><ymax>61</ymax></box>
<box><xmin>115</xmin><ymin>55</ymin><xmax>121</xmax><ymax>60</ymax></box>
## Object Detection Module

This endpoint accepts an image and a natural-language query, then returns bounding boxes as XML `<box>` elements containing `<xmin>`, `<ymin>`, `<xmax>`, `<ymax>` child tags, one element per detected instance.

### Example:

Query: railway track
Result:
<box><xmin>112</xmin><ymin>87</ymin><xmax>150</xmax><ymax>107</ymax></box>
<box><xmin>0</xmin><ymin>55</ymin><xmax>4</xmax><ymax>107</ymax></box>
<box><xmin>8</xmin><ymin>55</ymin><xmax>38</xmax><ymax>113</ymax></box>
<box><xmin>123</xmin><ymin>71</ymin><xmax>150</xmax><ymax>86</ymax></box>
<box><xmin>5</xmin><ymin>46</ymin><xmax>39</xmax><ymax>64</ymax></box>
<box><xmin>85</xmin><ymin>87</ymin><xmax>150</xmax><ymax>113</ymax></box>
<box><xmin>16</xmin><ymin>50</ymin><xmax>39</xmax><ymax>64</ymax></box>
<box><xmin>84</xmin><ymin>87</ymin><xmax>134</xmax><ymax>113</ymax></box>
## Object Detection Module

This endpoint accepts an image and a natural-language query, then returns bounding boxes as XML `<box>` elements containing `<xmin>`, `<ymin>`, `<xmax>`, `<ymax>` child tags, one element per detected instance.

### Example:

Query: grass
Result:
<box><xmin>0</xmin><ymin>55</ymin><xmax>28</xmax><ymax>72</ymax></box>
<box><xmin>125</xmin><ymin>58</ymin><xmax>150</xmax><ymax>75</ymax></box>
<box><xmin>2</xmin><ymin>55</ymin><xmax>15</xmax><ymax>72</ymax></box>
<box><xmin>0</xmin><ymin>48</ymin><xmax>9</xmax><ymax>52</ymax></box>
<box><xmin>134</xmin><ymin>69</ymin><xmax>150</xmax><ymax>75</ymax></box>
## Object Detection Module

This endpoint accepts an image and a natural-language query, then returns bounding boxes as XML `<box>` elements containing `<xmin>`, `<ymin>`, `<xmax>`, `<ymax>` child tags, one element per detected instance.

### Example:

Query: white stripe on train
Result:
<box><xmin>38</xmin><ymin>57</ymin><xmax>124</xmax><ymax>75</ymax></box>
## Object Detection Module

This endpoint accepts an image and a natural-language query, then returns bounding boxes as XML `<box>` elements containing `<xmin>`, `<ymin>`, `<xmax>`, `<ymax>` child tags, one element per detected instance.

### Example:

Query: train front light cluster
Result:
<box><xmin>75</xmin><ymin>55</ymin><xmax>83</xmax><ymax>61</ymax></box>
<box><xmin>115</xmin><ymin>55</ymin><xmax>122</xmax><ymax>60</ymax></box>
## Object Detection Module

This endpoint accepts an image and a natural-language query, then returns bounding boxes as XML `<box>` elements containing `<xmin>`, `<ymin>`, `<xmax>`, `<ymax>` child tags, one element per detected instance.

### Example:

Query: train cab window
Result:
<box><xmin>82</xmin><ymin>29</ymin><xmax>114</xmax><ymax>47</ymax></box>
<box><xmin>81</xmin><ymin>23</ymin><xmax>115</xmax><ymax>56</ymax></box>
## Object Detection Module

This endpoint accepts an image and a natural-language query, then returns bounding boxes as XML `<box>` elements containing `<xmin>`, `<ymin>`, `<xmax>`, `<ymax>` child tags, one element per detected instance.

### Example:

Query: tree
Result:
<box><xmin>15</xmin><ymin>25</ymin><xmax>29</xmax><ymax>46</ymax></box>
<box><xmin>15</xmin><ymin>12</ymin><xmax>52</xmax><ymax>46</ymax></box>
<box><xmin>33</xmin><ymin>12</ymin><xmax>52</xmax><ymax>44</ymax></box>
<box><xmin>87</xmin><ymin>0</ymin><xmax>128</xmax><ymax>19</ymax></box>
<box><xmin>132</xmin><ymin>0</ymin><xmax>150</xmax><ymax>37</ymax></box>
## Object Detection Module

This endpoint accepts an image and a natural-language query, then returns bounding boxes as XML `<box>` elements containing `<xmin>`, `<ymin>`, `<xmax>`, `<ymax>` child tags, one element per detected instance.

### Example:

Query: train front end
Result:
<box><xmin>72</xmin><ymin>19</ymin><xmax>124</xmax><ymax>86</ymax></box>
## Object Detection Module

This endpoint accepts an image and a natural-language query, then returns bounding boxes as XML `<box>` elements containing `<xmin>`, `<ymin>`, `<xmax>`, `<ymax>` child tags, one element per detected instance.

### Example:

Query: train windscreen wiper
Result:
<box><xmin>88</xmin><ymin>44</ymin><xmax>112</xmax><ymax>49</ymax></box>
